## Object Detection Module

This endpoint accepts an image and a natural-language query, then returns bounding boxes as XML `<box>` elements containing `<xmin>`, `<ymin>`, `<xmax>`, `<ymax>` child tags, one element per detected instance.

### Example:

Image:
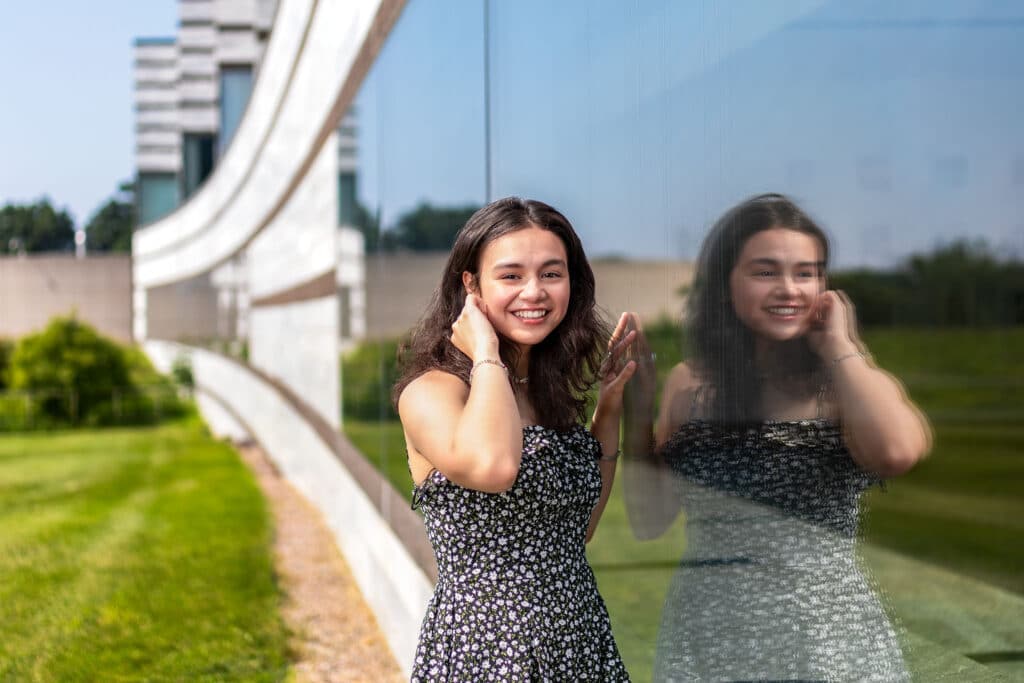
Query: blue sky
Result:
<box><xmin>355</xmin><ymin>0</ymin><xmax>1024</xmax><ymax>265</ymax></box>
<box><xmin>2</xmin><ymin>1</ymin><xmax>1021</xmax><ymax>266</ymax></box>
<box><xmin>0</xmin><ymin>2</ymin><xmax>176</xmax><ymax>226</ymax></box>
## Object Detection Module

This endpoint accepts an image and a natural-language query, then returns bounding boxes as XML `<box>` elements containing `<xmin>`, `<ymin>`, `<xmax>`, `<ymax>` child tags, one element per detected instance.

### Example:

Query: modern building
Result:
<box><xmin>133</xmin><ymin>0</ymin><xmax>277</xmax><ymax>226</ymax></box>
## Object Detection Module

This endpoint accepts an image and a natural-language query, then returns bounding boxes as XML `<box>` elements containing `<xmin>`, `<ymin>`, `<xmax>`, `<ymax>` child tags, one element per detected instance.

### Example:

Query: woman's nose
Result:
<box><xmin>521</xmin><ymin>277</ymin><xmax>546</xmax><ymax>300</ymax></box>
<box><xmin>776</xmin><ymin>276</ymin><xmax>800</xmax><ymax>297</ymax></box>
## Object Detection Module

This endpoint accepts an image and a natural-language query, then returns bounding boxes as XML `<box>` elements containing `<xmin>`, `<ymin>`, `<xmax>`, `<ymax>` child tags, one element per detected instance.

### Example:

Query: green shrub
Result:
<box><xmin>341</xmin><ymin>339</ymin><xmax>401</xmax><ymax>421</ymax></box>
<box><xmin>171</xmin><ymin>353</ymin><xmax>195</xmax><ymax>390</ymax></box>
<box><xmin>8</xmin><ymin>316</ymin><xmax>131</xmax><ymax>424</ymax></box>
<box><xmin>3</xmin><ymin>316</ymin><xmax>185</xmax><ymax>429</ymax></box>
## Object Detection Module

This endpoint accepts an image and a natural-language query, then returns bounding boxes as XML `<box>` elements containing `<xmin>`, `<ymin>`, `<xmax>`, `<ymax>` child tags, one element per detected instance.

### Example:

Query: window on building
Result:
<box><xmin>182</xmin><ymin>133</ymin><xmax>216</xmax><ymax>199</ymax></box>
<box><xmin>338</xmin><ymin>172</ymin><xmax>357</xmax><ymax>227</ymax></box>
<box><xmin>219</xmin><ymin>65</ymin><xmax>253</xmax><ymax>157</ymax></box>
<box><xmin>137</xmin><ymin>172</ymin><xmax>180</xmax><ymax>225</ymax></box>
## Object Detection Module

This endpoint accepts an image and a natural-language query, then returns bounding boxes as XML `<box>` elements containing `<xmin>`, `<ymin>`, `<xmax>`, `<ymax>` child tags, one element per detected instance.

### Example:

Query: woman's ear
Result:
<box><xmin>462</xmin><ymin>271</ymin><xmax>477</xmax><ymax>294</ymax></box>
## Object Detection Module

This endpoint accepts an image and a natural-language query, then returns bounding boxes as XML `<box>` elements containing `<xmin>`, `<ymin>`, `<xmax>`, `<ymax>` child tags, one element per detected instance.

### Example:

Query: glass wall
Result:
<box><xmin>340</xmin><ymin>1</ymin><xmax>1023</xmax><ymax>679</ymax></box>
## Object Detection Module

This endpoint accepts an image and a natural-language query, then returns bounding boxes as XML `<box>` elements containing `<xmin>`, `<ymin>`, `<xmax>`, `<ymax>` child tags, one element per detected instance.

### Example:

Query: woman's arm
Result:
<box><xmin>616</xmin><ymin>313</ymin><xmax>694</xmax><ymax>540</ymax></box>
<box><xmin>622</xmin><ymin>353</ymin><xmax>696</xmax><ymax>540</ymax></box>
<box><xmin>399</xmin><ymin>294</ymin><xmax>523</xmax><ymax>493</ymax></box>
<box><xmin>586</xmin><ymin>313</ymin><xmax>638</xmax><ymax>542</ymax></box>
<box><xmin>810</xmin><ymin>290</ymin><xmax>932</xmax><ymax>477</ymax></box>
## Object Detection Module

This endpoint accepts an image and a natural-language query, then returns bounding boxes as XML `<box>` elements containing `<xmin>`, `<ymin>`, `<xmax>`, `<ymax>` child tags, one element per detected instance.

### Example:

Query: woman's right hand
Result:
<box><xmin>622</xmin><ymin>313</ymin><xmax>657</xmax><ymax>417</ymax></box>
<box><xmin>451</xmin><ymin>293</ymin><xmax>499</xmax><ymax>362</ymax></box>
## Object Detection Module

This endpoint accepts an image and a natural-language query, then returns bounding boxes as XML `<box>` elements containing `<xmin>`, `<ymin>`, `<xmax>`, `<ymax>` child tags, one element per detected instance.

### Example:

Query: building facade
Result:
<box><xmin>133</xmin><ymin>0</ymin><xmax>277</xmax><ymax>226</ymax></box>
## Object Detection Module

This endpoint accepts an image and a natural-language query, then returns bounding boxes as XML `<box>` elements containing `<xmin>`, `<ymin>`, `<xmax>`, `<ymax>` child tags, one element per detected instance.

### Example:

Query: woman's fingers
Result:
<box><xmin>834</xmin><ymin>289</ymin><xmax>864</xmax><ymax>349</ymax></box>
<box><xmin>450</xmin><ymin>294</ymin><xmax>497</xmax><ymax>360</ymax></box>
<box><xmin>602</xmin><ymin>330</ymin><xmax>637</xmax><ymax>377</ymax></box>
<box><xmin>607</xmin><ymin>312</ymin><xmax>630</xmax><ymax>349</ymax></box>
<box><xmin>601</xmin><ymin>360</ymin><xmax>638</xmax><ymax>395</ymax></box>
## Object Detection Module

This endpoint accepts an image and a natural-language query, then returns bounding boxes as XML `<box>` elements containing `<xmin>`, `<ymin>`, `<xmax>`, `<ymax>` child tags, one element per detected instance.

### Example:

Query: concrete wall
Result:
<box><xmin>145</xmin><ymin>272</ymin><xmax>220</xmax><ymax>343</ymax></box>
<box><xmin>0</xmin><ymin>255</ymin><xmax>132</xmax><ymax>342</ymax></box>
<box><xmin>364</xmin><ymin>252</ymin><xmax>694</xmax><ymax>339</ymax></box>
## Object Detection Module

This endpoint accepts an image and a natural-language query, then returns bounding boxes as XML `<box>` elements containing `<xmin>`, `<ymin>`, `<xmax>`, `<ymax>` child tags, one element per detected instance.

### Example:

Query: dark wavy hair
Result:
<box><xmin>392</xmin><ymin>197</ymin><xmax>609</xmax><ymax>431</ymax></box>
<box><xmin>687</xmin><ymin>193</ymin><xmax>830</xmax><ymax>424</ymax></box>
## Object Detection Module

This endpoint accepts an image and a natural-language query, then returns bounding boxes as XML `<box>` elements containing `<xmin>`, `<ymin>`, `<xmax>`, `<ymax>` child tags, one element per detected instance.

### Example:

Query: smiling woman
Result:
<box><xmin>463</xmin><ymin>226</ymin><xmax>571</xmax><ymax>369</ymax></box>
<box><xmin>392</xmin><ymin>196</ymin><xmax>636</xmax><ymax>681</ymax></box>
<box><xmin>622</xmin><ymin>193</ymin><xmax>932</xmax><ymax>681</ymax></box>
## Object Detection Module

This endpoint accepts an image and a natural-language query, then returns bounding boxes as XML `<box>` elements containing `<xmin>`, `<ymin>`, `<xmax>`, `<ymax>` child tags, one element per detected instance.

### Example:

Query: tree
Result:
<box><xmin>85</xmin><ymin>199</ymin><xmax>135</xmax><ymax>252</ymax></box>
<box><xmin>831</xmin><ymin>240</ymin><xmax>1024</xmax><ymax>326</ymax></box>
<box><xmin>0</xmin><ymin>198</ymin><xmax>74</xmax><ymax>253</ymax></box>
<box><xmin>85</xmin><ymin>181</ymin><xmax>135</xmax><ymax>253</ymax></box>
<box><xmin>385</xmin><ymin>202</ymin><xmax>480</xmax><ymax>251</ymax></box>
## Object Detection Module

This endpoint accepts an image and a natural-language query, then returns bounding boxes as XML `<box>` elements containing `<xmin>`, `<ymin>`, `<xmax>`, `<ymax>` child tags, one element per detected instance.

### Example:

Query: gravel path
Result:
<box><xmin>237</xmin><ymin>443</ymin><xmax>405</xmax><ymax>683</ymax></box>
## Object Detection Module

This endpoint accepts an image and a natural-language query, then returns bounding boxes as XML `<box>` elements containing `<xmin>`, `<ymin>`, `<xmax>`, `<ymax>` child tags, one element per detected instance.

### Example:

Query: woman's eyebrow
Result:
<box><xmin>491</xmin><ymin>258</ymin><xmax>567</xmax><ymax>271</ymax></box>
<box><xmin>746</xmin><ymin>257</ymin><xmax>824</xmax><ymax>268</ymax></box>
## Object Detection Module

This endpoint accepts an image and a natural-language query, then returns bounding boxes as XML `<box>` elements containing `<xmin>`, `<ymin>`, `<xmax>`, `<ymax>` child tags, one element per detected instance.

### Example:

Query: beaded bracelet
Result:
<box><xmin>597</xmin><ymin>449</ymin><xmax>622</xmax><ymax>462</ymax></box>
<box><xmin>469</xmin><ymin>358</ymin><xmax>508</xmax><ymax>384</ymax></box>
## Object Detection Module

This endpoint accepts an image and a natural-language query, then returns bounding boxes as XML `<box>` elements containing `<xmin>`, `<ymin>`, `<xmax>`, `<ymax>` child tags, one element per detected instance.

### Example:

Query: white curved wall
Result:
<box><xmin>145</xmin><ymin>341</ymin><xmax>431</xmax><ymax>677</ymax></box>
<box><xmin>134</xmin><ymin>0</ymin><xmax>421</xmax><ymax>674</ymax></box>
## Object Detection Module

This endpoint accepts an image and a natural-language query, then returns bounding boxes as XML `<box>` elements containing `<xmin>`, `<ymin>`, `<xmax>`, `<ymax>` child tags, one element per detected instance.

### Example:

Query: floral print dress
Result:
<box><xmin>410</xmin><ymin>425</ymin><xmax>630</xmax><ymax>682</ymax></box>
<box><xmin>653</xmin><ymin>419</ymin><xmax>909</xmax><ymax>682</ymax></box>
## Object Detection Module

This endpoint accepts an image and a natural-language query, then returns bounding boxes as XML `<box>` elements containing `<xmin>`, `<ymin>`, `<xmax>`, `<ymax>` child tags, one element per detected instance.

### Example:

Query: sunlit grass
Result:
<box><xmin>0</xmin><ymin>416</ymin><xmax>291</xmax><ymax>681</ymax></box>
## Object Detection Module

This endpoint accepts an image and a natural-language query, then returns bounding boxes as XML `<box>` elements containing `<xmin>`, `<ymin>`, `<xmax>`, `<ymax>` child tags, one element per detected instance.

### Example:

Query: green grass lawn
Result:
<box><xmin>0</xmin><ymin>415</ymin><xmax>291</xmax><ymax>682</ymax></box>
<box><xmin>345</xmin><ymin>326</ymin><xmax>1024</xmax><ymax>681</ymax></box>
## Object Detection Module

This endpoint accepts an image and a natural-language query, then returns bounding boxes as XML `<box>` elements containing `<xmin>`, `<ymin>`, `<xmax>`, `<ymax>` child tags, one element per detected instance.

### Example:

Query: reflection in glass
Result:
<box><xmin>624</xmin><ymin>195</ymin><xmax>931</xmax><ymax>681</ymax></box>
<box><xmin>325</xmin><ymin>0</ymin><xmax>1024</xmax><ymax>678</ymax></box>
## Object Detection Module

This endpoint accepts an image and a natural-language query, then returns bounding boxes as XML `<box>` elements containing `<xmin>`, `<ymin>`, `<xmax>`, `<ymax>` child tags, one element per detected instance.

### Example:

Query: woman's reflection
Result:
<box><xmin>622</xmin><ymin>193</ymin><xmax>931</xmax><ymax>682</ymax></box>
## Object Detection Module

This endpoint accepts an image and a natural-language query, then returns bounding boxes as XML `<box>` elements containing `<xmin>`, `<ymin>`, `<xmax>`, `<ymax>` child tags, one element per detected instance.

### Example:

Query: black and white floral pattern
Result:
<box><xmin>411</xmin><ymin>425</ymin><xmax>630</xmax><ymax>682</ymax></box>
<box><xmin>653</xmin><ymin>419</ymin><xmax>909</xmax><ymax>682</ymax></box>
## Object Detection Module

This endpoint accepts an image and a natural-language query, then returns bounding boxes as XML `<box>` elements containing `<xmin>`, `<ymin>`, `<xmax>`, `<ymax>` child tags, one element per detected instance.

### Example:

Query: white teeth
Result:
<box><xmin>768</xmin><ymin>307</ymin><xmax>797</xmax><ymax>315</ymax></box>
<box><xmin>514</xmin><ymin>310</ymin><xmax>547</xmax><ymax>319</ymax></box>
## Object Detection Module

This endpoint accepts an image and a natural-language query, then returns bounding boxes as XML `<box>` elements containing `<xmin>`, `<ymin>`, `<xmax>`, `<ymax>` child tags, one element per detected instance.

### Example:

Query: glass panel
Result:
<box><xmin>182</xmin><ymin>132</ymin><xmax>216</xmax><ymax>199</ymax></box>
<box><xmin>338</xmin><ymin>0</ymin><xmax>487</xmax><ymax>504</ymax></box>
<box><xmin>334</xmin><ymin>0</ymin><xmax>1024</xmax><ymax>679</ymax></box>
<box><xmin>219</xmin><ymin>65</ymin><xmax>253</xmax><ymax>156</ymax></box>
<box><xmin>137</xmin><ymin>172</ymin><xmax>180</xmax><ymax>225</ymax></box>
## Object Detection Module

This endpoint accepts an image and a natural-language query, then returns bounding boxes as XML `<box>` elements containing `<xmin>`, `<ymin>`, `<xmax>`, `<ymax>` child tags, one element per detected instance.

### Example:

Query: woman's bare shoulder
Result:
<box><xmin>664</xmin><ymin>361</ymin><xmax>702</xmax><ymax>392</ymax></box>
<box><xmin>397</xmin><ymin>370</ymin><xmax>469</xmax><ymax>421</ymax></box>
<box><xmin>657</xmin><ymin>362</ymin><xmax>705</xmax><ymax>443</ymax></box>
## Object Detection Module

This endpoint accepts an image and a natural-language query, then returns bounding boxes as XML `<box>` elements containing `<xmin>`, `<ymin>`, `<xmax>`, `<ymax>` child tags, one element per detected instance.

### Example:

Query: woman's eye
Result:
<box><xmin>755</xmin><ymin>270</ymin><xmax>775</xmax><ymax>277</ymax></box>
<box><xmin>543</xmin><ymin>271</ymin><xmax>563</xmax><ymax>279</ymax></box>
<box><xmin>500</xmin><ymin>273</ymin><xmax>520</xmax><ymax>280</ymax></box>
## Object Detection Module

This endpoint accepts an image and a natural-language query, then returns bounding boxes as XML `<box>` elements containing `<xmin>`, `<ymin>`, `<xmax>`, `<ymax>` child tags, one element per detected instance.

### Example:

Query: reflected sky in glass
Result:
<box><xmin>351</xmin><ymin>0</ymin><xmax>1024</xmax><ymax>266</ymax></box>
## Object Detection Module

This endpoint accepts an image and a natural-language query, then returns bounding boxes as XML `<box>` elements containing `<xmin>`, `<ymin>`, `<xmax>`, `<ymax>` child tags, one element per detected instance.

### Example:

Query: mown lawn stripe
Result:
<box><xmin>0</xmin><ymin>417</ymin><xmax>290</xmax><ymax>682</ymax></box>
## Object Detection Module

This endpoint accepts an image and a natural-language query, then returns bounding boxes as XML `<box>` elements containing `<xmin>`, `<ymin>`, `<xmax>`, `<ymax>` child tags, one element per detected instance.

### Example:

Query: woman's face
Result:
<box><xmin>728</xmin><ymin>227</ymin><xmax>825</xmax><ymax>343</ymax></box>
<box><xmin>464</xmin><ymin>225</ymin><xmax>571</xmax><ymax>352</ymax></box>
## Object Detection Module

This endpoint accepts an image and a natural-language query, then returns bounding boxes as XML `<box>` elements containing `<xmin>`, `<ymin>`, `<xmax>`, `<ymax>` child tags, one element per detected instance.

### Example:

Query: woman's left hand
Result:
<box><xmin>807</xmin><ymin>290</ymin><xmax>864</xmax><ymax>360</ymax></box>
<box><xmin>595</xmin><ymin>313</ymin><xmax>639</xmax><ymax>416</ymax></box>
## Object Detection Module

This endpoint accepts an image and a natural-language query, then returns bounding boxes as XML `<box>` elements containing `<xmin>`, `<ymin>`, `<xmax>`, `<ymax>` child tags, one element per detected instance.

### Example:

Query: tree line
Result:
<box><xmin>1</xmin><ymin>183</ymin><xmax>134</xmax><ymax>255</ymax></box>
<box><xmin>831</xmin><ymin>240</ymin><xmax>1024</xmax><ymax>327</ymax></box>
<box><xmin>7</xmin><ymin>189</ymin><xmax>1021</xmax><ymax>327</ymax></box>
